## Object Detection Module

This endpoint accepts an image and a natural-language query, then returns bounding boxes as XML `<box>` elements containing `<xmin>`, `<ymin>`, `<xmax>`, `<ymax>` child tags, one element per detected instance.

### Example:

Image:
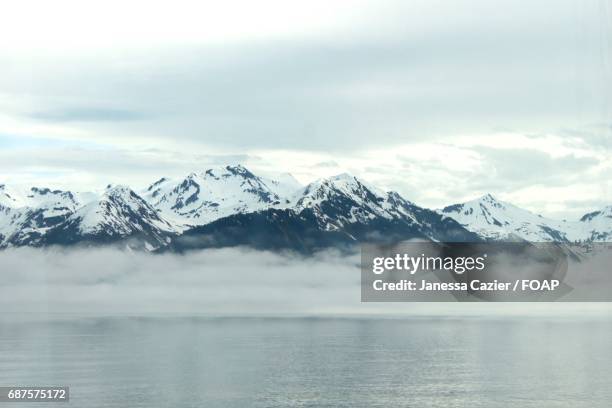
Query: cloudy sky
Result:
<box><xmin>0</xmin><ymin>0</ymin><xmax>610</xmax><ymax>219</ymax></box>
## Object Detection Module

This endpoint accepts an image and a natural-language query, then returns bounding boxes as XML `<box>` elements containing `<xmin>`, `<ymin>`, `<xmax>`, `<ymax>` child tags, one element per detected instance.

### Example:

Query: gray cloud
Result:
<box><xmin>311</xmin><ymin>161</ymin><xmax>339</xmax><ymax>169</ymax></box>
<box><xmin>0</xmin><ymin>146</ymin><xmax>261</xmax><ymax>190</ymax></box>
<box><xmin>468</xmin><ymin>147</ymin><xmax>601</xmax><ymax>191</ymax></box>
<box><xmin>559</xmin><ymin>124</ymin><xmax>612</xmax><ymax>151</ymax></box>
<box><xmin>1</xmin><ymin>0</ymin><xmax>610</xmax><ymax>151</ymax></box>
<box><xmin>30</xmin><ymin>108</ymin><xmax>147</xmax><ymax>122</ymax></box>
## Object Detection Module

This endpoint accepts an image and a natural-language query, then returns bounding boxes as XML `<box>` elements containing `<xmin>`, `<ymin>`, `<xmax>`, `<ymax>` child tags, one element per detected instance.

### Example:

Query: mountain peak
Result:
<box><xmin>141</xmin><ymin>165</ymin><xmax>285</xmax><ymax>229</ymax></box>
<box><xmin>300</xmin><ymin>173</ymin><xmax>372</xmax><ymax>197</ymax></box>
<box><xmin>479</xmin><ymin>193</ymin><xmax>501</xmax><ymax>203</ymax></box>
<box><xmin>225</xmin><ymin>163</ymin><xmax>252</xmax><ymax>174</ymax></box>
<box><xmin>330</xmin><ymin>172</ymin><xmax>356</xmax><ymax>181</ymax></box>
<box><xmin>309</xmin><ymin>173</ymin><xmax>381</xmax><ymax>192</ymax></box>
<box><xmin>64</xmin><ymin>185</ymin><xmax>175</xmax><ymax>240</ymax></box>
<box><xmin>194</xmin><ymin>164</ymin><xmax>256</xmax><ymax>180</ymax></box>
<box><xmin>439</xmin><ymin>194</ymin><xmax>590</xmax><ymax>242</ymax></box>
<box><xmin>292</xmin><ymin>173</ymin><xmax>394</xmax><ymax>228</ymax></box>
<box><xmin>104</xmin><ymin>184</ymin><xmax>135</xmax><ymax>198</ymax></box>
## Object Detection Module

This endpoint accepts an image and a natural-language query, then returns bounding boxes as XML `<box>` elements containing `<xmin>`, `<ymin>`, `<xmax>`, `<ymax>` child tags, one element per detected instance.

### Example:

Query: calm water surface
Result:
<box><xmin>1</xmin><ymin>316</ymin><xmax>611</xmax><ymax>407</ymax></box>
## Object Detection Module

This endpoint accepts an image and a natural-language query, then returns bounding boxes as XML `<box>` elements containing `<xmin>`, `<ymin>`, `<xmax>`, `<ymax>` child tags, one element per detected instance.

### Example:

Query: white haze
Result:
<box><xmin>0</xmin><ymin>247</ymin><xmax>610</xmax><ymax>318</ymax></box>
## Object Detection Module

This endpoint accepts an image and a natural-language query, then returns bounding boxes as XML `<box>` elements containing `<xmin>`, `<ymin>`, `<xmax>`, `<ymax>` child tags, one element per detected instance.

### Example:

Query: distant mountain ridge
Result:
<box><xmin>0</xmin><ymin>166</ymin><xmax>610</xmax><ymax>252</ymax></box>
<box><xmin>439</xmin><ymin>194</ymin><xmax>611</xmax><ymax>243</ymax></box>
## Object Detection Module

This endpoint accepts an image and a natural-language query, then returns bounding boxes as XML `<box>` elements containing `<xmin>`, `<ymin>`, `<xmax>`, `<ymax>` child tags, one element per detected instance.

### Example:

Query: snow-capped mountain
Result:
<box><xmin>439</xmin><ymin>194</ymin><xmax>610</xmax><ymax>243</ymax></box>
<box><xmin>142</xmin><ymin>165</ymin><xmax>294</xmax><ymax>230</ymax></box>
<box><xmin>0</xmin><ymin>185</ymin><xmax>88</xmax><ymax>247</ymax></box>
<box><xmin>40</xmin><ymin>185</ymin><xmax>177</xmax><ymax>250</ymax></box>
<box><xmin>291</xmin><ymin>173</ymin><xmax>391</xmax><ymax>228</ymax></box>
<box><xmin>286</xmin><ymin>173</ymin><xmax>478</xmax><ymax>243</ymax></box>
<box><xmin>164</xmin><ymin>171</ymin><xmax>472</xmax><ymax>253</ymax></box>
<box><xmin>171</xmin><ymin>173</ymin><xmax>479</xmax><ymax>253</ymax></box>
<box><xmin>0</xmin><ymin>166</ymin><xmax>610</xmax><ymax>251</ymax></box>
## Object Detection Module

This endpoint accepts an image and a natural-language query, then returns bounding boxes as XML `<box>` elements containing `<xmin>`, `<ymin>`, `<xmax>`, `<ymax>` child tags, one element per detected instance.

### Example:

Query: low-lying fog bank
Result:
<box><xmin>0</xmin><ymin>247</ymin><xmax>610</xmax><ymax>318</ymax></box>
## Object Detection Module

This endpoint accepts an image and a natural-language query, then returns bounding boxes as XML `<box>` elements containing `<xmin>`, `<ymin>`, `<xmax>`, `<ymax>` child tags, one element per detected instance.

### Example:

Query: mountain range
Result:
<box><xmin>1</xmin><ymin>165</ymin><xmax>610</xmax><ymax>252</ymax></box>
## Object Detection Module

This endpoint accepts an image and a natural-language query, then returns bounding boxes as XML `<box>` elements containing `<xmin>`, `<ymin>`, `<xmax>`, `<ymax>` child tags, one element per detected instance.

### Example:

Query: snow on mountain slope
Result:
<box><xmin>77</xmin><ymin>185</ymin><xmax>176</xmax><ymax>234</ymax></box>
<box><xmin>289</xmin><ymin>174</ymin><xmax>480</xmax><ymax>242</ymax></box>
<box><xmin>0</xmin><ymin>184</ymin><xmax>85</xmax><ymax>210</ymax></box>
<box><xmin>142</xmin><ymin>165</ymin><xmax>292</xmax><ymax>229</ymax></box>
<box><xmin>0</xmin><ymin>185</ymin><xmax>87</xmax><ymax>247</ymax></box>
<box><xmin>40</xmin><ymin>185</ymin><xmax>177</xmax><ymax>249</ymax></box>
<box><xmin>0</xmin><ymin>184</ymin><xmax>27</xmax><ymax>209</ymax></box>
<box><xmin>580</xmin><ymin>205</ymin><xmax>612</xmax><ymax>242</ymax></box>
<box><xmin>144</xmin><ymin>167</ymin><xmax>457</xmax><ymax>239</ymax></box>
<box><xmin>262</xmin><ymin>172</ymin><xmax>303</xmax><ymax>198</ymax></box>
<box><xmin>292</xmin><ymin>174</ymin><xmax>388</xmax><ymax>226</ymax></box>
<box><xmin>439</xmin><ymin>194</ymin><xmax>587</xmax><ymax>242</ymax></box>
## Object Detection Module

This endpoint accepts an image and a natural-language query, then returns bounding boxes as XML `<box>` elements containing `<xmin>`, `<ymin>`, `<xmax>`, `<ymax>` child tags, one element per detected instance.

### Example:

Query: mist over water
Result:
<box><xmin>0</xmin><ymin>247</ymin><xmax>610</xmax><ymax>317</ymax></box>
